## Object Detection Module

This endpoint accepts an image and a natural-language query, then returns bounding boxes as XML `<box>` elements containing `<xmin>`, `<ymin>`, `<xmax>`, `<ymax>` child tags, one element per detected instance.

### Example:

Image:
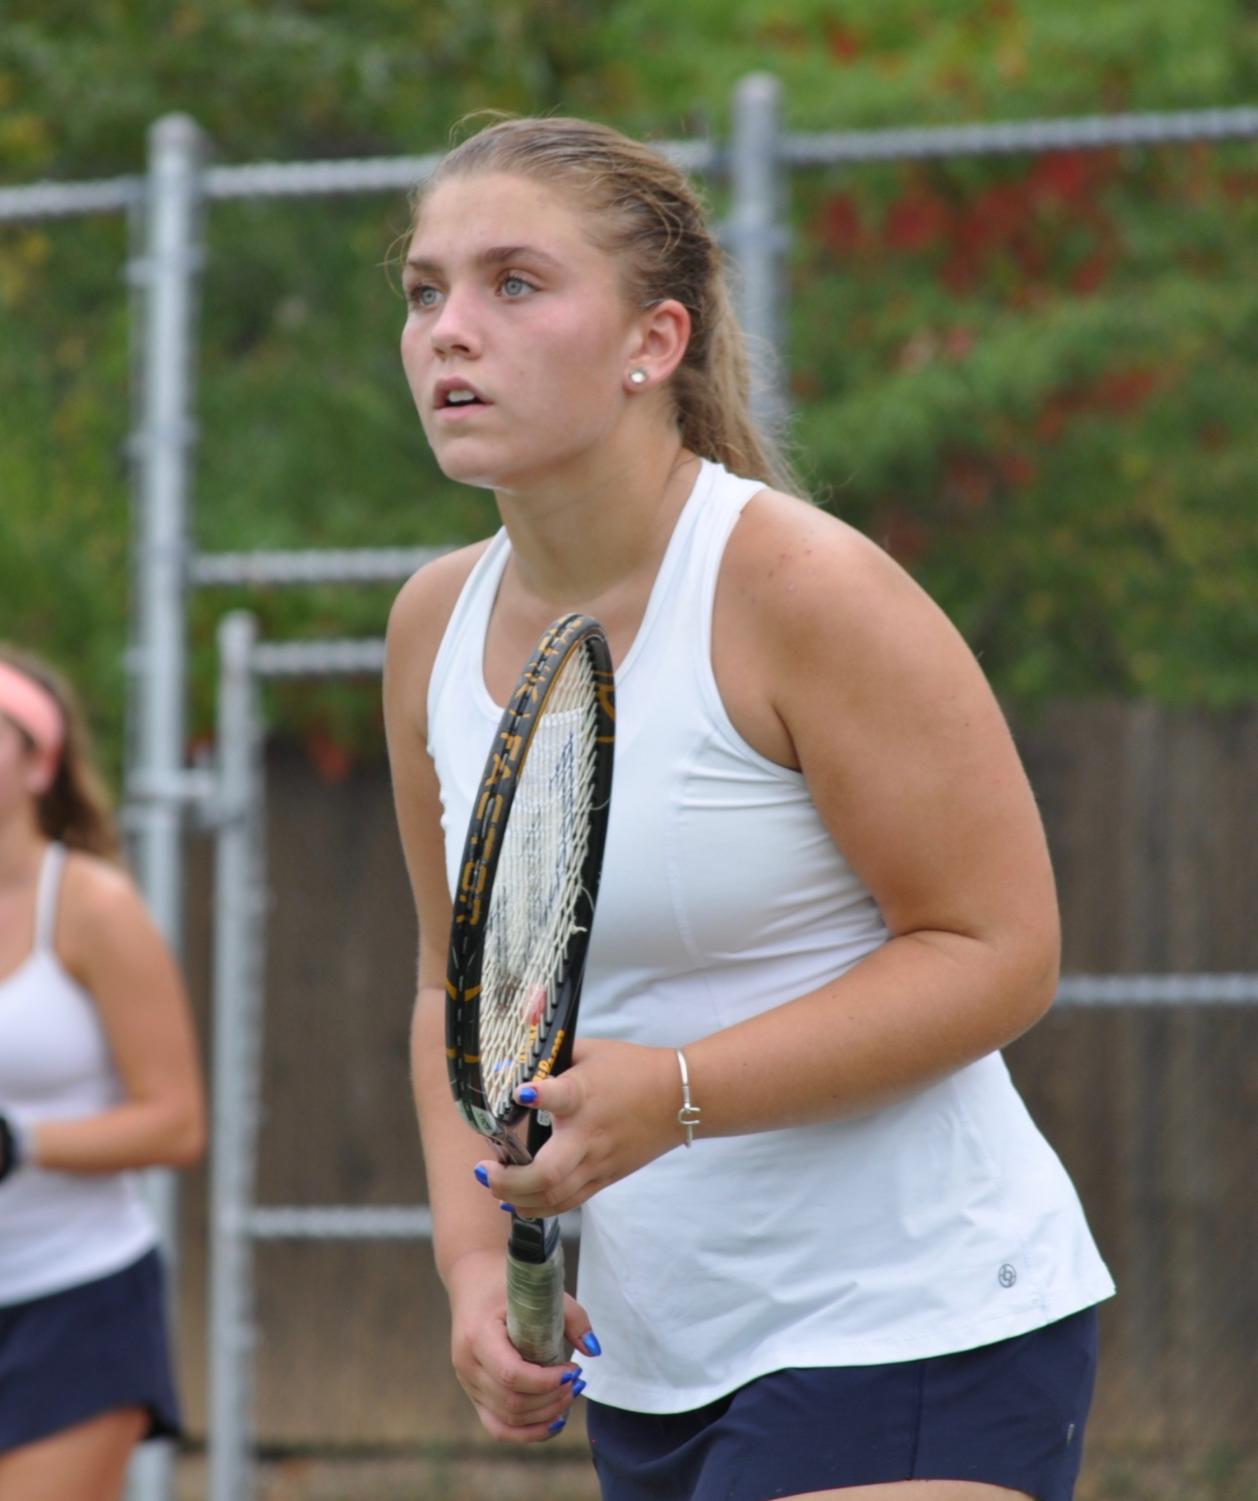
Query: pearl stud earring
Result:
<box><xmin>629</xmin><ymin>369</ymin><xmax>648</xmax><ymax>386</ymax></box>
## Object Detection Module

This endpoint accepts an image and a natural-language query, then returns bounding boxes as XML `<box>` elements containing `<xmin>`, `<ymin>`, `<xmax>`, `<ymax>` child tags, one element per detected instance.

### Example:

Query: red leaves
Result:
<box><xmin>885</xmin><ymin>187</ymin><xmax>950</xmax><ymax>252</ymax></box>
<box><xmin>1035</xmin><ymin>364</ymin><xmax>1163</xmax><ymax>443</ymax></box>
<box><xmin>817</xmin><ymin>192</ymin><xmax>865</xmax><ymax>255</ymax></box>
<box><xmin>874</xmin><ymin>507</ymin><xmax>933</xmax><ymax>567</ymax></box>
<box><xmin>826</xmin><ymin>23</ymin><xmax>862</xmax><ymax>63</ymax></box>
<box><xmin>813</xmin><ymin>150</ymin><xmax>1125</xmax><ymax>298</ymax></box>
<box><xmin>1026</xmin><ymin>149</ymin><xmax>1115</xmax><ymax>207</ymax></box>
<box><xmin>305</xmin><ymin>727</ymin><xmax>355</xmax><ymax>783</ymax></box>
<box><xmin>942</xmin><ymin>447</ymin><xmax>1037</xmax><ymax>515</ymax></box>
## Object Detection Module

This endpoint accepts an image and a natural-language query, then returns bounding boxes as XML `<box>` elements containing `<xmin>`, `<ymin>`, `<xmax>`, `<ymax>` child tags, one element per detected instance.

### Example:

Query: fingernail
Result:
<box><xmin>498</xmin><ymin>1202</ymin><xmax>516</xmax><ymax>1213</ymax></box>
<box><xmin>548</xmin><ymin>1417</ymin><xmax>567</xmax><ymax>1436</ymax></box>
<box><xmin>473</xmin><ymin>1165</ymin><xmax>490</xmax><ymax>1187</ymax></box>
<box><xmin>559</xmin><ymin>1367</ymin><xmax>583</xmax><ymax>1385</ymax></box>
<box><xmin>572</xmin><ymin>1379</ymin><xmax>587</xmax><ymax>1397</ymax></box>
<box><xmin>577</xmin><ymin>1331</ymin><xmax>602</xmax><ymax>1357</ymax></box>
<box><xmin>518</xmin><ymin>1085</ymin><xmax>539</xmax><ymax>1104</ymax></box>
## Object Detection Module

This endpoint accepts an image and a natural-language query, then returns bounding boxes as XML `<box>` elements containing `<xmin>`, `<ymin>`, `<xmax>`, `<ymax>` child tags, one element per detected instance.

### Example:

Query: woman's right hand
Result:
<box><xmin>446</xmin><ymin>1250</ymin><xmax>593</xmax><ymax>1443</ymax></box>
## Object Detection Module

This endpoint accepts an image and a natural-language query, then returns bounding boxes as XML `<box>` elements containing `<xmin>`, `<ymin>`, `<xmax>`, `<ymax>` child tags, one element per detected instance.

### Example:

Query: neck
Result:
<box><xmin>493</xmin><ymin>426</ymin><xmax>701</xmax><ymax>612</ymax></box>
<box><xmin>0</xmin><ymin>808</ymin><xmax>46</xmax><ymax>891</ymax></box>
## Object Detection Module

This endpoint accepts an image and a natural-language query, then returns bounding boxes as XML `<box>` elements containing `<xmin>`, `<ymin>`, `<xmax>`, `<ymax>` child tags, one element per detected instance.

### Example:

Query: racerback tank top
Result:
<box><xmin>427</xmin><ymin>459</ymin><xmax>1114</xmax><ymax>1411</ymax></box>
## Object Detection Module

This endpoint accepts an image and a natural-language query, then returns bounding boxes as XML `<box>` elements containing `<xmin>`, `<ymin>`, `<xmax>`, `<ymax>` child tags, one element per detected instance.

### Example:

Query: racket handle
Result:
<box><xmin>506</xmin><ymin>1218</ymin><xmax>566</xmax><ymax>1367</ymax></box>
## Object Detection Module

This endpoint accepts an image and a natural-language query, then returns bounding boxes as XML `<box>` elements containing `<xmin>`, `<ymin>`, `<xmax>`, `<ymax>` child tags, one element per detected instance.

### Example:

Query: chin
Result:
<box><xmin>432</xmin><ymin>455</ymin><xmax>505</xmax><ymax>490</ymax></box>
<box><xmin>432</xmin><ymin>446</ymin><xmax>545</xmax><ymax>493</ymax></box>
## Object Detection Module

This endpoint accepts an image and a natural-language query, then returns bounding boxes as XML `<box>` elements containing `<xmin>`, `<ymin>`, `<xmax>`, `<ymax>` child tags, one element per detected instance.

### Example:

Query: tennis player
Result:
<box><xmin>384</xmin><ymin>116</ymin><xmax>1114</xmax><ymax>1501</ymax></box>
<box><xmin>0</xmin><ymin>648</ymin><xmax>204</xmax><ymax>1499</ymax></box>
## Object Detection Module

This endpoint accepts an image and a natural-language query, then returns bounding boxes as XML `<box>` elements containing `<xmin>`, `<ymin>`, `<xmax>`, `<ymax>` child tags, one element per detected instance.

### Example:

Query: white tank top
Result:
<box><xmin>0</xmin><ymin>844</ymin><xmax>157</xmax><ymax>1305</ymax></box>
<box><xmin>427</xmin><ymin>459</ymin><xmax>1114</xmax><ymax>1411</ymax></box>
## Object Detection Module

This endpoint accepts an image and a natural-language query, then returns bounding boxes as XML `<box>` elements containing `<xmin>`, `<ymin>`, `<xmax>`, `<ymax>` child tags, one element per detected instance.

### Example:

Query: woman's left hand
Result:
<box><xmin>474</xmin><ymin>1040</ymin><xmax>682</xmax><ymax>1216</ymax></box>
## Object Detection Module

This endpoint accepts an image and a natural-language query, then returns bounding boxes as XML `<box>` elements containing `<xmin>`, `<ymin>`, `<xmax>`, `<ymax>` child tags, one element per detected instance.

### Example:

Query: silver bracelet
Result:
<box><xmin>675</xmin><ymin>1049</ymin><xmax>702</xmax><ymax>1148</ymax></box>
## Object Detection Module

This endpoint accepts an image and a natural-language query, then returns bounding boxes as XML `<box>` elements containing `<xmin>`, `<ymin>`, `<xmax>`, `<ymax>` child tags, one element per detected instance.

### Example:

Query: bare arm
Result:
<box><xmin>383</xmin><ymin>551</ymin><xmax>509</xmax><ymax>1287</ymax></box>
<box><xmin>384</xmin><ymin>551</ymin><xmax>587</xmax><ymax>1439</ymax></box>
<box><xmin>26</xmin><ymin>855</ymin><xmax>205</xmax><ymax>1173</ymax></box>
<box><xmin>686</xmin><ymin>491</ymin><xmax>1059</xmax><ymax>1131</ymax></box>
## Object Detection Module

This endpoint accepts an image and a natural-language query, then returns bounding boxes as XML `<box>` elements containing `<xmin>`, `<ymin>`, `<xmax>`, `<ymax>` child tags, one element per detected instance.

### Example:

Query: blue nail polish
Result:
<box><xmin>518</xmin><ymin>1085</ymin><xmax>539</xmax><ymax>1104</ymax></box>
<box><xmin>499</xmin><ymin>1202</ymin><xmax>516</xmax><ymax>1213</ymax></box>
<box><xmin>559</xmin><ymin>1367</ymin><xmax>582</xmax><ymax>1385</ymax></box>
<box><xmin>473</xmin><ymin>1165</ymin><xmax>490</xmax><ymax>1187</ymax></box>
<box><xmin>548</xmin><ymin>1417</ymin><xmax>567</xmax><ymax>1436</ymax></box>
<box><xmin>572</xmin><ymin>1379</ymin><xmax>587</xmax><ymax>1397</ymax></box>
<box><xmin>578</xmin><ymin>1331</ymin><xmax>602</xmax><ymax>1357</ymax></box>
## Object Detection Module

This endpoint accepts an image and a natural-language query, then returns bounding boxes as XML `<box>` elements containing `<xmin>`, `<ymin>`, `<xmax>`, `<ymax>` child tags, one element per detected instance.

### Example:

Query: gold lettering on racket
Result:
<box><xmin>533</xmin><ymin>1030</ymin><xmax>566</xmax><ymax>1079</ymax></box>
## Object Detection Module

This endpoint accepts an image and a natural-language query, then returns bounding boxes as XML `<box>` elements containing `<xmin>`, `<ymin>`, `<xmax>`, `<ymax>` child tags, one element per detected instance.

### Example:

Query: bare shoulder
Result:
<box><xmin>57</xmin><ymin>851</ymin><xmax>154</xmax><ymax>968</ymax></box>
<box><xmin>728</xmin><ymin>488</ymin><xmax>932</xmax><ymax>622</ymax></box>
<box><xmin>60</xmin><ymin>851</ymin><xmax>142</xmax><ymax>925</ymax></box>
<box><xmin>721</xmin><ymin>487</ymin><xmax>958</xmax><ymax>688</ymax></box>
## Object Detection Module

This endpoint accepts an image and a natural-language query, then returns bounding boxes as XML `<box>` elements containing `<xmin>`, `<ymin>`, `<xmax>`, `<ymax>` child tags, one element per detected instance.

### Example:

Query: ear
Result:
<box><xmin>24</xmin><ymin>751</ymin><xmax>58</xmax><ymax>800</ymax></box>
<box><xmin>623</xmin><ymin>298</ymin><xmax>691</xmax><ymax>392</ymax></box>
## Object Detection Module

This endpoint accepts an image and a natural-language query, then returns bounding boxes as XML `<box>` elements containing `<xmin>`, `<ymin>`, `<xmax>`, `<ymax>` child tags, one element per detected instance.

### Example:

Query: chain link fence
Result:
<box><xmin>4</xmin><ymin>78</ymin><xmax>1256</xmax><ymax>1501</ymax></box>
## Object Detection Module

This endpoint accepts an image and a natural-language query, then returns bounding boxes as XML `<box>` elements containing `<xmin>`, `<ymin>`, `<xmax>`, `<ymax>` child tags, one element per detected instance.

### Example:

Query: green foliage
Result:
<box><xmin>2</xmin><ymin>0</ymin><xmax>1256</xmax><ymax>771</ymax></box>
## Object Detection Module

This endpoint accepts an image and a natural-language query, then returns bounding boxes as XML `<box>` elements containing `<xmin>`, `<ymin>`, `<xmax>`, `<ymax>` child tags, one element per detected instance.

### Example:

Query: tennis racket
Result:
<box><xmin>446</xmin><ymin>613</ymin><xmax>615</xmax><ymax>1366</ymax></box>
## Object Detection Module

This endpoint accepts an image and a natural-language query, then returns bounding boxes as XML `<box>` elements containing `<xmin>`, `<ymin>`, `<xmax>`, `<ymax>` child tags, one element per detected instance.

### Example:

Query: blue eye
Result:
<box><xmin>501</xmin><ymin>275</ymin><xmax>533</xmax><ymax>298</ymax></box>
<box><xmin>408</xmin><ymin>284</ymin><xmax>440</xmax><ymax>309</ymax></box>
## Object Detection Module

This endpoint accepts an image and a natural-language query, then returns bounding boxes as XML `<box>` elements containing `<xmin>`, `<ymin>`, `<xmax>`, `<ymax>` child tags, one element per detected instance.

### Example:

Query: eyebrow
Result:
<box><xmin>404</xmin><ymin>244</ymin><xmax>566</xmax><ymax>277</ymax></box>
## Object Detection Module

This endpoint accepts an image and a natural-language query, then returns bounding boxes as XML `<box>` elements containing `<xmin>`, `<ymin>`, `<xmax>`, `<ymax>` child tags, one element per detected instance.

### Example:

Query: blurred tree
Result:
<box><xmin>1</xmin><ymin>0</ymin><xmax>1256</xmax><ymax>772</ymax></box>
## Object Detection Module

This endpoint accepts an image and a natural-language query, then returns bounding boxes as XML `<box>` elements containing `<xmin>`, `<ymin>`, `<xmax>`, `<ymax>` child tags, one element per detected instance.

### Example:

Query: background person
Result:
<box><xmin>0</xmin><ymin>646</ymin><xmax>205</xmax><ymax>1501</ymax></box>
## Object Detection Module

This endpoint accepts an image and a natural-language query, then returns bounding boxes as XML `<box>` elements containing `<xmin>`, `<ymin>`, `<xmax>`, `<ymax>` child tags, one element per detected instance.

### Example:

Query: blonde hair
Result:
<box><xmin>412</xmin><ymin>115</ymin><xmax>801</xmax><ymax>496</ymax></box>
<box><xmin>0</xmin><ymin>646</ymin><xmax>121</xmax><ymax>862</ymax></box>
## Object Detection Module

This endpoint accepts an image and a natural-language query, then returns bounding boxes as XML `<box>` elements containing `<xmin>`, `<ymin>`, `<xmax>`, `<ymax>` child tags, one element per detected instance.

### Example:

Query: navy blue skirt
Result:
<box><xmin>587</xmin><ymin>1306</ymin><xmax>1099</xmax><ymax>1501</ymax></box>
<box><xmin>0</xmin><ymin>1248</ymin><xmax>181</xmax><ymax>1453</ymax></box>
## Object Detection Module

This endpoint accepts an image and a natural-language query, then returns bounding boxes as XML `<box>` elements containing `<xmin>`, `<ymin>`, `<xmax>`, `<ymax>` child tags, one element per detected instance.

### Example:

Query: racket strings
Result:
<box><xmin>480</xmin><ymin>650</ymin><xmax>600</xmax><ymax>1118</ymax></box>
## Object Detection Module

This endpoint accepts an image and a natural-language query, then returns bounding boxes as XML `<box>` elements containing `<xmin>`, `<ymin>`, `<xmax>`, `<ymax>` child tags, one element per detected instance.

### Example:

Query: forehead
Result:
<box><xmin>408</xmin><ymin>171</ymin><xmax>603</xmax><ymax>265</ymax></box>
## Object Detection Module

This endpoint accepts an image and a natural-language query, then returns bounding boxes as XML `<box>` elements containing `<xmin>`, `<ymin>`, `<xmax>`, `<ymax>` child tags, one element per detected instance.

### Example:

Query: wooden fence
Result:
<box><xmin>171</xmin><ymin>701</ymin><xmax>1258</xmax><ymax>1459</ymax></box>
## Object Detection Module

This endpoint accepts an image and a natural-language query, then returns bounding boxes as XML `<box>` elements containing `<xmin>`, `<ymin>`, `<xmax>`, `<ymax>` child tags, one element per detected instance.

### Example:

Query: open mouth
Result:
<box><xmin>438</xmin><ymin>384</ymin><xmax>489</xmax><ymax>411</ymax></box>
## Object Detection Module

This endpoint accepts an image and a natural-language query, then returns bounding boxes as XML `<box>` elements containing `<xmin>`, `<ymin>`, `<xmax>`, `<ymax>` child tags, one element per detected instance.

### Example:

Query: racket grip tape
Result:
<box><xmin>505</xmin><ymin>1236</ymin><xmax>567</xmax><ymax>1366</ymax></box>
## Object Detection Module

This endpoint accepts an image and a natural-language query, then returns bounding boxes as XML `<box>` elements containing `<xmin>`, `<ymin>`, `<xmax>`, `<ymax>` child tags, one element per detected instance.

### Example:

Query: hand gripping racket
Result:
<box><xmin>446</xmin><ymin>614</ymin><xmax>615</xmax><ymax>1365</ymax></box>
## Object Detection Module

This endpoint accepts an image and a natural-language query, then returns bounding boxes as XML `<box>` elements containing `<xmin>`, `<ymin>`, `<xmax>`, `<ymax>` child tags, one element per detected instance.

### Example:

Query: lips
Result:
<box><xmin>434</xmin><ymin>377</ymin><xmax>490</xmax><ymax>411</ymax></box>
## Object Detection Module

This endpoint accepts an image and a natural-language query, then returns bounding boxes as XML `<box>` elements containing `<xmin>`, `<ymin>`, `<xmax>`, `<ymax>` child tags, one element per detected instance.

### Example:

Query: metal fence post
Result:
<box><xmin>125</xmin><ymin>112</ymin><xmax>206</xmax><ymax>1501</ymax></box>
<box><xmin>729</xmin><ymin>73</ymin><xmax>789</xmax><ymax>436</ymax></box>
<box><xmin>209</xmin><ymin>612</ymin><xmax>268</xmax><ymax>1501</ymax></box>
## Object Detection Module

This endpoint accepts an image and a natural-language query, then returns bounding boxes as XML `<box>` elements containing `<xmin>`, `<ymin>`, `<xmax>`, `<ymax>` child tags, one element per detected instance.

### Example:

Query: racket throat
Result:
<box><xmin>508</xmin><ymin>1212</ymin><xmax>561</xmax><ymax>1266</ymax></box>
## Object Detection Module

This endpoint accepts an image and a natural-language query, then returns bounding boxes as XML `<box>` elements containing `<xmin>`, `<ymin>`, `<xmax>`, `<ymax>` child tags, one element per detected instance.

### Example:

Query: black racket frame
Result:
<box><xmin>445</xmin><ymin>613</ymin><xmax>615</xmax><ymax>1182</ymax></box>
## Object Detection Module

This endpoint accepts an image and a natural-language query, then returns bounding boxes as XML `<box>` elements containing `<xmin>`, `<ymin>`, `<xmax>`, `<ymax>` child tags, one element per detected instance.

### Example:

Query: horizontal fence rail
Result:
<box><xmin>0</xmin><ymin>175</ymin><xmax>141</xmax><ymax>220</ymax></box>
<box><xmin>781</xmin><ymin>105</ymin><xmax>1258</xmax><ymax>165</ymax></box>
<box><xmin>6</xmin><ymin>105</ymin><xmax>1257</xmax><ymax>225</ymax></box>
<box><xmin>249</xmin><ymin>638</ymin><xmax>386</xmax><ymax>678</ymax></box>
<box><xmin>190</xmin><ymin>547</ymin><xmax>448</xmax><ymax>588</ymax></box>
<box><xmin>243</xmin><ymin>1207</ymin><xmax>583</xmax><ymax>1241</ymax></box>
<box><xmin>1056</xmin><ymin>974</ymin><xmax>1258</xmax><ymax>1005</ymax></box>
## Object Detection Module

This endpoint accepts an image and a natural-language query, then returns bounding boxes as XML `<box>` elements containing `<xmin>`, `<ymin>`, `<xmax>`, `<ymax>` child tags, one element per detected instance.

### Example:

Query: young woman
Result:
<box><xmin>0</xmin><ymin>647</ymin><xmax>205</xmax><ymax>1501</ymax></box>
<box><xmin>384</xmin><ymin>117</ymin><xmax>1114</xmax><ymax>1501</ymax></box>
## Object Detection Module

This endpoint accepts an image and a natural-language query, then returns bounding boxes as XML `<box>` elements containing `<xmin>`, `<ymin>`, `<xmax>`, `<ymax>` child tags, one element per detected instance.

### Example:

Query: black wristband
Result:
<box><xmin>0</xmin><ymin>1113</ymin><xmax>21</xmax><ymax>1183</ymax></box>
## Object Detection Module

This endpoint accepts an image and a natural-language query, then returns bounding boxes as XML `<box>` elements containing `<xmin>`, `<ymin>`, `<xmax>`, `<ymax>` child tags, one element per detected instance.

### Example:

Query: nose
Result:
<box><xmin>429</xmin><ymin>287</ymin><xmax>481</xmax><ymax>359</ymax></box>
